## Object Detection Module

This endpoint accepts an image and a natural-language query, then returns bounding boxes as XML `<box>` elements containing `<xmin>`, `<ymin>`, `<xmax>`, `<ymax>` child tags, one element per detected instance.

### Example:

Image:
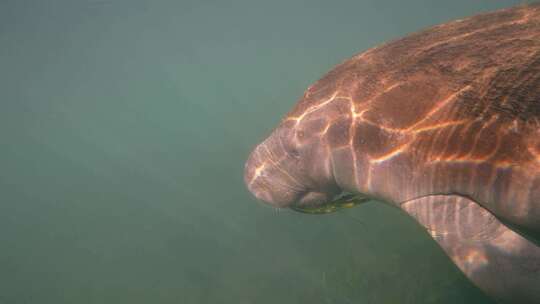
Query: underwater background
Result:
<box><xmin>0</xmin><ymin>0</ymin><xmax>530</xmax><ymax>303</ymax></box>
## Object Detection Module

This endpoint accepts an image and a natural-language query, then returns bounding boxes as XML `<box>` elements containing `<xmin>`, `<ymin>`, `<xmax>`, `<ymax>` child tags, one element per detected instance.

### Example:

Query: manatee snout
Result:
<box><xmin>244</xmin><ymin>126</ymin><xmax>340</xmax><ymax>209</ymax></box>
<box><xmin>244</xmin><ymin>136</ymin><xmax>304</xmax><ymax>208</ymax></box>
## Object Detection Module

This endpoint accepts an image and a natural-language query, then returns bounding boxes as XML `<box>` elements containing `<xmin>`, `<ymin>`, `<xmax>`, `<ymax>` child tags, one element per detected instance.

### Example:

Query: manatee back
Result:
<box><xmin>284</xmin><ymin>4</ymin><xmax>540</xmax><ymax>230</ymax></box>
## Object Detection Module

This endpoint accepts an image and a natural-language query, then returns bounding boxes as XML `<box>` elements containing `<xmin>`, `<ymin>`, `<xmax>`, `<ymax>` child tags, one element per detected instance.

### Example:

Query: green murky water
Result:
<box><xmin>0</xmin><ymin>0</ymin><xmax>527</xmax><ymax>303</ymax></box>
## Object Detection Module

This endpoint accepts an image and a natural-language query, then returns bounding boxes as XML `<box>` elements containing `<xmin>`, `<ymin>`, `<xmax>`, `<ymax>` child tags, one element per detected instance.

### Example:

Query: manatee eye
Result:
<box><xmin>283</xmin><ymin>136</ymin><xmax>300</xmax><ymax>159</ymax></box>
<box><xmin>278</xmin><ymin>126</ymin><xmax>301</xmax><ymax>159</ymax></box>
<box><xmin>288</xmin><ymin>146</ymin><xmax>300</xmax><ymax>158</ymax></box>
<box><xmin>287</xmin><ymin>131</ymin><xmax>305</xmax><ymax>158</ymax></box>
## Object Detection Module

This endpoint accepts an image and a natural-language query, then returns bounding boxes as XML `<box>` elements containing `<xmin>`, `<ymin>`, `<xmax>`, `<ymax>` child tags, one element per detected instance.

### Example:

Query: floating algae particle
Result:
<box><xmin>290</xmin><ymin>193</ymin><xmax>371</xmax><ymax>215</ymax></box>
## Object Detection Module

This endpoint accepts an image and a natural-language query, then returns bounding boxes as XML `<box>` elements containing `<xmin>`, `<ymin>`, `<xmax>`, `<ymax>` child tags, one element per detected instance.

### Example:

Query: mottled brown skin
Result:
<box><xmin>244</xmin><ymin>4</ymin><xmax>540</xmax><ymax>303</ymax></box>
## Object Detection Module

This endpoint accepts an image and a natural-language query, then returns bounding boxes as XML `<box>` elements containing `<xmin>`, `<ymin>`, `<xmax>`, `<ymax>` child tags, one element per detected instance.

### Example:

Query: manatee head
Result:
<box><xmin>244</xmin><ymin>100</ymin><xmax>343</xmax><ymax>209</ymax></box>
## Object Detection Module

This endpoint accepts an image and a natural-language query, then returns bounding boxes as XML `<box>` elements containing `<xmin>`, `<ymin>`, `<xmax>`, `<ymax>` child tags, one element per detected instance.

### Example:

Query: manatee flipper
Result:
<box><xmin>401</xmin><ymin>195</ymin><xmax>540</xmax><ymax>303</ymax></box>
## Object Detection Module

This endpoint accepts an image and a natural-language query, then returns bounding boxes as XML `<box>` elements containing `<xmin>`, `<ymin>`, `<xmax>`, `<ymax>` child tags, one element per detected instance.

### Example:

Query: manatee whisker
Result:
<box><xmin>340</xmin><ymin>212</ymin><xmax>367</xmax><ymax>228</ymax></box>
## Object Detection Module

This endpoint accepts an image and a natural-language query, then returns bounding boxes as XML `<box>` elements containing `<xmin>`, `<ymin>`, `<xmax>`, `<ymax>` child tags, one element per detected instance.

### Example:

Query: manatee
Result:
<box><xmin>244</xmin><ymin>4</ymin><xmax>540</xmax><ymax>303</ymax></box>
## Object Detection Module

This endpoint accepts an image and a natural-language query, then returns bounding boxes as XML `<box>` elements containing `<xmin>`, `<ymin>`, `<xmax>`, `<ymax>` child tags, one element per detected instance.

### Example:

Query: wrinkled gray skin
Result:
<box><xmin>244</xmin><ymin>4</ymin><xmax>540</xmax><ymax>303</ymax></box>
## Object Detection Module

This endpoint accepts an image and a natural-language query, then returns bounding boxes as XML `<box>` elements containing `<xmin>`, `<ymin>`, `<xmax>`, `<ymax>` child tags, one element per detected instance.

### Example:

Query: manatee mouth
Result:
<box><xmin>290</xmin><ymin>192</ymin><xmax>371</xmax><ymax>214</ymax></box>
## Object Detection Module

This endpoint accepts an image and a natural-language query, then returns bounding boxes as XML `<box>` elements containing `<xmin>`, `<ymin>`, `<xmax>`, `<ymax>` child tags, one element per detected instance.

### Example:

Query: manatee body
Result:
<box><xmin>244</xmin><ymin>4</ymin><xmax>540</xmax><ymax>303</ymax></box>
